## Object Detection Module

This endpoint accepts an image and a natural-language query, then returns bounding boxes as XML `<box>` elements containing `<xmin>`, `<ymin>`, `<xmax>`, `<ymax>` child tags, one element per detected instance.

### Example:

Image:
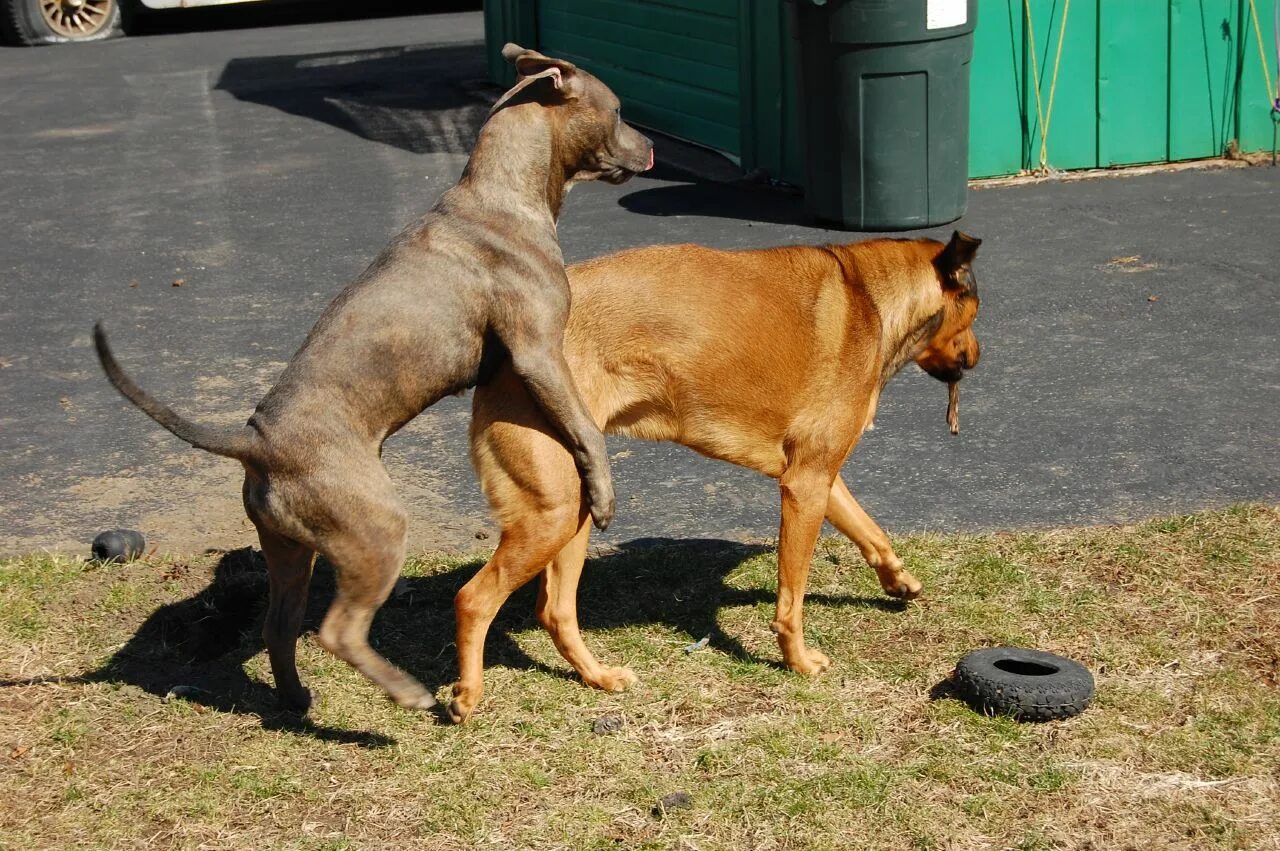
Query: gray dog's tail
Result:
<box><xmin>93</xmin><ymin>322</ymin><xmax>260</xmax><ymax>462</ymax></box>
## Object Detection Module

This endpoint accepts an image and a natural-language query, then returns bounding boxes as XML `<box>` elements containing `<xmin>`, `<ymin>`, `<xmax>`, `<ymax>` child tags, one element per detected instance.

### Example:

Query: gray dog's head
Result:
<box><xmin>494</xmin><ymin>43</ymin><xmax>654</xmax><ymax>185</ymax></box>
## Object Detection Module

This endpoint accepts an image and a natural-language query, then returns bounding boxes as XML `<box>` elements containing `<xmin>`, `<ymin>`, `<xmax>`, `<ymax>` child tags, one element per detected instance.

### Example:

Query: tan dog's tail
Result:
<box><xmin>93</xmin><ymin>322</ymin><xmax>260</xmax><ymax>463</ymax></box>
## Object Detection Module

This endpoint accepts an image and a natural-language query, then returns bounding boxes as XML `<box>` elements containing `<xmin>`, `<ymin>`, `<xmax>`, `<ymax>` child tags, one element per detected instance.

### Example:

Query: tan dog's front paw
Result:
<box><xmin>881</xmin><ymin>570</ymin><xmax>923</xmax><ymax>600</ymax></box>
<box><xmin>585</xmin><ymin>666</ymin><xmax>638</xmax><ymax>693</ymax></box>
<box><xmin>786</xmin><ymin>648</ymin><xmax>832</xmax><ymax>676</ymax></box>
<box><xmin>447</xmin><ymin>682</ymin><xmax>481</xmax><ymax>724</ymax></box>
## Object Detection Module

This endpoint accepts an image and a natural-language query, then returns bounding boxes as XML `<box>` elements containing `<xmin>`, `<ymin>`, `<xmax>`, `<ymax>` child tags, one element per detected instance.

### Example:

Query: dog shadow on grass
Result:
<box><xmin>54</xmin><ymin>539</ymin><xmax>903</xmax><ymax>744</ymax></box>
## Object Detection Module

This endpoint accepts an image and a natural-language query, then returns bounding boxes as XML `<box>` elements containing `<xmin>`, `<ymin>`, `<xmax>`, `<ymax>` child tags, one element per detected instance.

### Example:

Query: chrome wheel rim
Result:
<box><xmin>39</xmin><ymin>0</ymin><xmax>113</xmax><ymax>38</ymax></box>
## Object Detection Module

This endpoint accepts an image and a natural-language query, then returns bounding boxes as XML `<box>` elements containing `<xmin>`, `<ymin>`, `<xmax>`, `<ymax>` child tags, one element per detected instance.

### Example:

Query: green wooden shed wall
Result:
<box><xmin>485</xmin><ymin>0</ymin><xmax>1280</xmax><ymax>181</ymax></box>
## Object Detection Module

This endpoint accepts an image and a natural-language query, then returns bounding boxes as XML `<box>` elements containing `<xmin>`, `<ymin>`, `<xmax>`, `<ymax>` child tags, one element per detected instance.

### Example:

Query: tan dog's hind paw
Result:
<box><xmin>786</xmin><ymin>648</ymin><xmax>832</xmax><ymax>676</ymax></box>
<box><xmin>584</xmin><ymin>666</ymin><xmax>638</xmax><ymax>693</ymax></box>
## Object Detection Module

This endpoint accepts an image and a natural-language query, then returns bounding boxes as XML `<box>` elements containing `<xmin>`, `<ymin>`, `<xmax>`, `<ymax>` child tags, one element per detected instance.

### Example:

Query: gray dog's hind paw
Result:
<box><xmin>396</xmin><ymin>690</ymin><xmax>438</xmax><ymax>712</ymax></box>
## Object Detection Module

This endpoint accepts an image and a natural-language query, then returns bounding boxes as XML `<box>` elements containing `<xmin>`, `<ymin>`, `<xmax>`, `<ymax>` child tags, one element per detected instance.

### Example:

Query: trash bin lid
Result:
<box><xmin>794</xmin><ymin>0</ymin><xmax>977</xmax><ymax>45</ymax></box>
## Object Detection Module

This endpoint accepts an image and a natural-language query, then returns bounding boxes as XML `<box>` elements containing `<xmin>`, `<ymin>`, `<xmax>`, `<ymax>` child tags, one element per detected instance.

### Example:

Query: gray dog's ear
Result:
<box><xmin>502</xmin><ymin>42</ymin><xmax>578</xmax><ymax>77</ymax></box>
<box><xmin>492</xmin><ymin>43</ymin><xmax>581</xmax><ymax>113</ymax></box>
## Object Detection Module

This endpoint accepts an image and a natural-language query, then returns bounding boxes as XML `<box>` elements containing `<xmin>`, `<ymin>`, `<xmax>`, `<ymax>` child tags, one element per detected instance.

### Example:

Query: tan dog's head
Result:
<box><xmin>495</xmin><ymin>43</ymin><xmax>654</xmax><ymax>184</ymax></box>
<box><xmin>916</xmin><ymin>231</ymin><xmax>982</xmax><ymax>383</ymax></box>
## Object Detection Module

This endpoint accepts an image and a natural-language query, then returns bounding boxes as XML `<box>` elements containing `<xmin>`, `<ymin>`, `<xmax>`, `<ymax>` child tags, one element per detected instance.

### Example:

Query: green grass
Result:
<box><xmin>0</xmin><ymin>505</ymin><xmax>1277</xmax><ymax>849</ymax></box>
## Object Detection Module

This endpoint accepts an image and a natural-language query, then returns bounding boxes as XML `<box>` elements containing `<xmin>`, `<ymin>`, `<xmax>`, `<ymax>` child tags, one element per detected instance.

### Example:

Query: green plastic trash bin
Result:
<box><xmin>791</xmin><ymin>0</ymin><xmax>977</xmax><ymax>230</ymax></box>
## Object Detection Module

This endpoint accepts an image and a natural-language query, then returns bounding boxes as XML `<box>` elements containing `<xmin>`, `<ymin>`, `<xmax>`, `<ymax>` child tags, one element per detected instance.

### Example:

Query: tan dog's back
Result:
<box><xmin>566</xmin><ymin>242</ymin><xmax>944</xmax><ymax>468</ymax></box>
<box><xmin>470</xmin><ymin>239</ymin><xmax>944</xmax><ymax>522</ymax></box>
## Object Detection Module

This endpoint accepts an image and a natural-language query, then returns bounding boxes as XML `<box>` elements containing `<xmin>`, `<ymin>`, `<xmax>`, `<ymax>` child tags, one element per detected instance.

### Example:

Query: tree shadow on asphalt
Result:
<box><xmin>216</xmin><ymin>41</ymin><xmax>494</xmax><ymax>156</ymax></box>
<box><xmin>17</xmin><ymin>539</ymin><xmax>903</xmax><ymax>744</ymax></box>
<box><xmin>130</xmin><ymin>1</ymin><xmax>481</xmax><ymax>39</ymax></box>
<box><xmin>213</xmin><ymin>37</ymin><xmax>813</xmax><ymax>229</ymax></box>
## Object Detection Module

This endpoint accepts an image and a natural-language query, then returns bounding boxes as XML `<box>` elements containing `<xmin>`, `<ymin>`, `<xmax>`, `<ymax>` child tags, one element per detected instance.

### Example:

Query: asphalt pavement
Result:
<box><xmin>1</xmin><ymin>9</ymin><xmax>1277</xmax><ymax>557</ymax></box>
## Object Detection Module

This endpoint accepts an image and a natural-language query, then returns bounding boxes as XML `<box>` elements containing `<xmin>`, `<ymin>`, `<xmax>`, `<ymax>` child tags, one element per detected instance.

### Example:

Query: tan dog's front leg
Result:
<box><xmin>771</xmin><ymin>465</ymin><xmax>836</xmax><ymax>675</ymax></box>
<box><xmin>535</xmin><ymin>517</ymin><xmax>638</xmax><ymax>693</ymax></box>
<box><xmin>449</xmin><ymin>509</ymin><xmax>580</xmax><ymax>723</ymax></box>
<box><xmin>825</xmin><ymin>477</ymin><xmax>922</xmax><ymax>600</ymax></box>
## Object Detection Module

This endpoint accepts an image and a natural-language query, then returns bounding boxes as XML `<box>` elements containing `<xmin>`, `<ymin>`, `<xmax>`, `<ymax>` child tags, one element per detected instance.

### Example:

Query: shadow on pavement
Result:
<box><xmin>4</xmin><ymin>539</ymin><xmax>904</xmax><ymax>741</ymax></box>
<box><xmin>130</xmin><ymin>0</ymin><xmax>481</xmax><ymax>39</ymax></box>
<box><xmin>216</xmin><ymin>41</ymin><xmax>491</xmax><ymax>155</ymax></box>
<box><xmin>617</xmin><ymin>177</ymin><xmax>812</xmax><ymax>226</ymax></box>
<box><xmin>213</xmin><ymin>35</ymin><xmax>774</xmax><ymax>213</ymax></box>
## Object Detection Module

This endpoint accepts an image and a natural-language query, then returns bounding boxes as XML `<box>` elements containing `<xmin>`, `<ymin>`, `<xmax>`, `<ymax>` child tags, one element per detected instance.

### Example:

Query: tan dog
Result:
<box><xmin>451</xmin><ymin>232</ymin><xmax>982</xmax><ymax>722</ymax></box>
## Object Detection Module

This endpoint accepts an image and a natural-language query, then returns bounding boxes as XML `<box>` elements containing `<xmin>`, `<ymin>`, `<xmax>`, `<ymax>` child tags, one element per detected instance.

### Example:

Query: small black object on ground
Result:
<box><xmin>592</xmin><ymin>714</ymin><xmax>624</xmax><ymax>735</ymax></box>
<box><xmin>952</xmin><ymin>646</ymin><xmax>1094</xmax><ymax>722</ymax></box>
<box><xmin>654</xmin><ymin>791</ymin><xmax>692</xmax><ymax>817</ymax></box>
<box><xmin>90</xmin><ymin>529</ymin><xmax>146</xmax><ymax>563</ymax></box>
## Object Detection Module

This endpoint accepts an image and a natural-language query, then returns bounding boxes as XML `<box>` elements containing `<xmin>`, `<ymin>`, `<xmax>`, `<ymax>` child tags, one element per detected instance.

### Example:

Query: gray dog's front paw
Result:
<box><xmin>590</xmin><ymin>494</ymin><xmax>615</xmax><ymax>530</ymax></box>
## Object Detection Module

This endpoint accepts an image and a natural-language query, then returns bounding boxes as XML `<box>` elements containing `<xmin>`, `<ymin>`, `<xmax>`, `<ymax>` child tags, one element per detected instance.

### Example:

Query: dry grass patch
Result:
<box><xmin>1</xmin><ymin>505</ymin><xmax>1277</xmax><ymax>849</ymax></box>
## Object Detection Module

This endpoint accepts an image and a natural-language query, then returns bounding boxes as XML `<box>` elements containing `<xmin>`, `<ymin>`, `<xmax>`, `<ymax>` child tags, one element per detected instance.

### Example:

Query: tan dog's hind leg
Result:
<box><xmin>449</xmin><ymin>507</ymin><xmax>581</xmax><ymax>723</ymax></box>
<box><xmin>825</xmin><ymin>477</ymin><xmax>922</xmax><ymax>600</ymax></box>
<box><xmin>771</xmin><ymin>464</ymin><xmax>837</xmax><ymax>675</ymax></box>
<box><xmin>536</xmin><ymin>518</ymin><xmax>638</xmax><ymax>693</ymax></box>
<box><xmin>258</xmin><ymin>528</ymin><xmax>317</xmax><ymax>712</ymax></box>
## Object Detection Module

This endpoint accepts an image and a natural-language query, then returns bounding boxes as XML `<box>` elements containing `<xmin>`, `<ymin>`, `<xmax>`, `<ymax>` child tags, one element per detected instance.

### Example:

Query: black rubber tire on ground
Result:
<box><xmin>1</xmin><ymin>0</ymin><xmax>125</xmax><ymax>46</ymax></box>
<box><xmin>953</xmin><ymin>647</ymin><xmax>1094</xmax><ymax>722</ymax></box>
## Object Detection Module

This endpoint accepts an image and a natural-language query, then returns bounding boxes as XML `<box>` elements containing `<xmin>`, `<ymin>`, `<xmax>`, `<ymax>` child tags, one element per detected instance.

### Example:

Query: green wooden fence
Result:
<box><xmin>485</xmin><ymin>0</ymin><xmax>1280</xmax><ymax>181</ymax></box>
<box><xmin>979</xmin><ymin>0</ymin><xmax>1278</xmax><ymax>176</ymax></box>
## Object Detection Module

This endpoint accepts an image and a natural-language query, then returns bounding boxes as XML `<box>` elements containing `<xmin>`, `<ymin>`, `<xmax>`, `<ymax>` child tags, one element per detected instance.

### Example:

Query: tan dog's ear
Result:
<box><xmin>934</xmin><ymin>230</ymin><xmax>982</xmax><ymax>294</ymax></box>
<box><xmin>941</xmin><ymin>230</ymin><xmax>981</xmax><ymax>266</ymax></box>
<box><xmin>492</xmin><ymin>43</ymin><xmax>581</xmax><ymax>113</ymax></box>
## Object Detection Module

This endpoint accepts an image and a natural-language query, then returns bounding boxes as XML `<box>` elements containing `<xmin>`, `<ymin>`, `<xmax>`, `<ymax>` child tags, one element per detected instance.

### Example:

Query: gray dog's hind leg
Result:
<box><xmin>310</xmin><ymin>477</ymin><xmax>436</xmax><ymax>711</ymax></box>
<box><xmin>257</xmin><ymin>527</ymin><xmax>317</xmax><ymax>711</ymax></box>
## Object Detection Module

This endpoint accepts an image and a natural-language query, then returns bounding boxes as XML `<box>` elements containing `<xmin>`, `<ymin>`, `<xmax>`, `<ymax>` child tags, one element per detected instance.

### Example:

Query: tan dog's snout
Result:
<box><xmin>917</xmin><ymin>312</ymin><xmax>980</xmax><ymax>382</ymax></box>
<box><xmin>954</xmin><ymin>329</ymin><xmax>980</xmax><ymax>371</ymax></box>
<box><xmin>917</xmin><ymin>230</ymin><xmax>983</xmax><ymax>383</ymax></box>
<box><xmin>963</xmin><ymin>334</ymin><xmax>980</xmax><ymax>370</ymax></box>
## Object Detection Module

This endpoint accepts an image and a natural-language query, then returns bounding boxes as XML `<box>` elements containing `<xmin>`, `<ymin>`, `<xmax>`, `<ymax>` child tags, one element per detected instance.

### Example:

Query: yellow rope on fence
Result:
<box><xmin>1246</xmin><ymin>0</ymin><xmax>1277</xmax><ymax>108</ymax></box>
<box><xmin>1024</xmin><ymin>0</ymin><xmax>1072</xmax><ymax>173</ymax></box>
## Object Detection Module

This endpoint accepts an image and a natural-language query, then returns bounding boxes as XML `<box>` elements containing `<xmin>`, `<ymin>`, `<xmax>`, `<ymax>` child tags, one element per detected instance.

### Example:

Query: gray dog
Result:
<box><xmin>93</xmin><ymin>44</ymin><xmax>654</xmax><ymax>713</ymax></box>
